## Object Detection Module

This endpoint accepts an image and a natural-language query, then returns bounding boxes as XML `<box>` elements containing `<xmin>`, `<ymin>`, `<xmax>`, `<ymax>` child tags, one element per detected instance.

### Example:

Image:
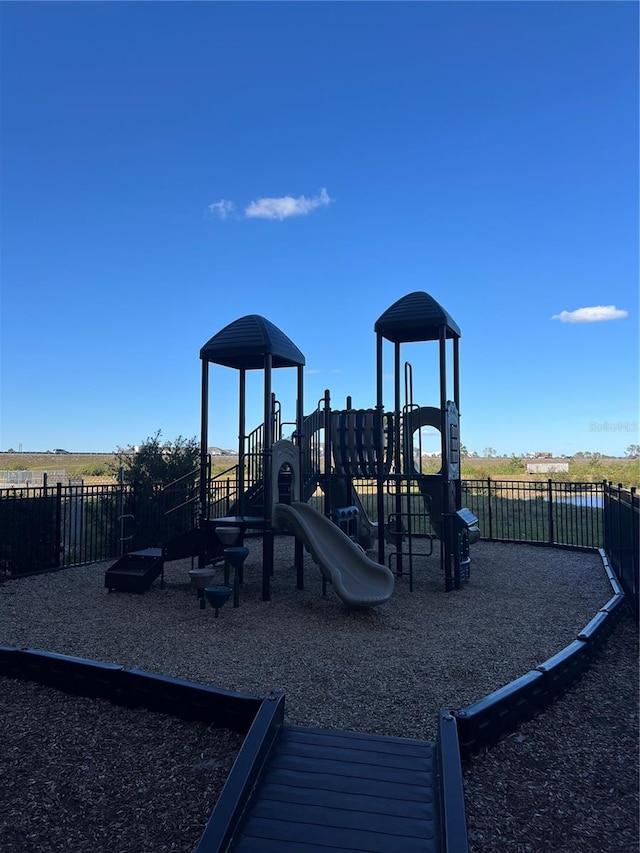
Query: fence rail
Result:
<box><xmin>1</xmin><ymin>478</ymin><xmax>637</xmax><ymax>620</ymax></box>
<box><xmin>461</xmin><ymin>478</ymin><xmax>604</xmax><ymax>549</ymax></box>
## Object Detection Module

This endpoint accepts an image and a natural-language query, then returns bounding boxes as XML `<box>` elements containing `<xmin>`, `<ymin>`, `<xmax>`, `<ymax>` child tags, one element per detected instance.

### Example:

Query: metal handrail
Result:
<box><xmin>164</xmin><ymin>494</ymin><xmax>199</xmax><ymax>516</ymax></box>
<box><xmin>162</xmin><ymin>465</ymin><xmax>201</xmax><ymax>491</ymax></box>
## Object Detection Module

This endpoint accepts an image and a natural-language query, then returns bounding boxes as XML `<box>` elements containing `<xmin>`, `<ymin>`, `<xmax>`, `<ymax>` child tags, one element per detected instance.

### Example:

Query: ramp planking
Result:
<box><xmin>229</xmin><ymin>725</ymin><xmax>444</xmax><ymax>852</ymax></box>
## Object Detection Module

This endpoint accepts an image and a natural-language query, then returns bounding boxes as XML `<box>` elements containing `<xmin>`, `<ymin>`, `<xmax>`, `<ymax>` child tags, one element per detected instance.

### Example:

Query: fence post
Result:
<box><xmin>632</xmin><ymin>487</ymin><xmax>639</xmax><ymax>603</ymax></box>
<box><xmin>616</xmin><ymin>483</ymin><xmax>623</xmax><ymax>583</ymax></box>
<box><xmin>55</xmin><ymin>481</ymin><xmax>62</xmax><ymax>568</ymax></box>
<box><xmin>602</xmin><ymin>480</ymin><xmax>608</xmax><ymax>552</ymax></box>
<box><xmin>487</xmin><ymin>477</ymin><xmax>493</xmax><ymax>539</ymax></box>
<box><xmin>547</xmin><ymin>479</ymin><xmax>554</xmax><ymax>545</ymax></box>
<box><xmin>118</xmin><ymin>467</ymin><xmax>125</xmax><ymax>557</ymax></box>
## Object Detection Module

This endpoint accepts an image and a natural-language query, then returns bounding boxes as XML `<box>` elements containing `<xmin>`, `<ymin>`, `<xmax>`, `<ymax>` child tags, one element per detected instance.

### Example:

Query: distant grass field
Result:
<box><xmin>460</xmin><ymin>456</ymin><xmax>639</xmax><ymax>488</ymax></box>
<box><xmin>1</xmin><ymin>452</ymin><xmax>637</xmax><ymax>488</ymax></box>
<box><xmin>0</xmin><ymin>452</ymin><xmax>238</xmax><ymax>485</ymax></box>
<box><xmin>0</xmin><ymin>452</ymin><xmax>118</xmax><ymax>478</ymax></box>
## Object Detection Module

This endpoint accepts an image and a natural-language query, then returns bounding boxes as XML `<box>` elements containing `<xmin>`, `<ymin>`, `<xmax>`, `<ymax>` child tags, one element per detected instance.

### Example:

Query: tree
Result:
<box><xmin>626</xmin><ymin>445</ymin><xmax>640</xmax><ymax>459</ymax></box>
<box><xmin>113</xmin><ymin>431</ymin><xmax>199</xmax><ymax>487</ymax></box>
<box><xmin>508</xmin><ymin>454</ymin><xmax>524</xmax><ymax>473</ymax></box>
<box><xmin>587</xmin><ymin>452</ymin><xmax>603</xmax><ymax>469</ymax></box>
<box><xmin>484</xmin><ymin>447</ymin><xmax>497</xmax><ymax>458</ymax></box>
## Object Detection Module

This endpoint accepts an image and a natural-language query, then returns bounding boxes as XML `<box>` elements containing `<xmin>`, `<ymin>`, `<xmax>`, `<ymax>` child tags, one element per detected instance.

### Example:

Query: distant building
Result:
<box><xmin>526</xmin><ymin>462</ymin><xmax>569</xmax><ymax>474</ymax></box>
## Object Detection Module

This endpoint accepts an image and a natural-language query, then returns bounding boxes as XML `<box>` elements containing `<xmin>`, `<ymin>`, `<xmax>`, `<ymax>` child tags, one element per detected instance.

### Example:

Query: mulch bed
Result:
<box><xmin>0</xmin><ymin>679</ymin><xmax>244</xmax><ymax>853</ymax></box>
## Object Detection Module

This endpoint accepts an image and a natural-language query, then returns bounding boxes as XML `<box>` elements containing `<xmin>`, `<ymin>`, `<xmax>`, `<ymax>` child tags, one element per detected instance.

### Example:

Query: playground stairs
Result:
<box><xmin>200</xmin><ymin>713</ymin><xmax>468</xmax><ymax>853</ymax></box>
<box><xmin>220</xmin><ymin>479</ymin><xmax>266</xmax><ymax>520</ymax></box>
<box><xmin>104</xmin><ymin>548</ymin><xmax>164</xmax><ymax>594</ymax></box>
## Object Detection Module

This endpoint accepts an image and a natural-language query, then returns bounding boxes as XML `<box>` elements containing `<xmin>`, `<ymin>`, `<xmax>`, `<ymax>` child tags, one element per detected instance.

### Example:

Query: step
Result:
<box><xmin>104</xmin><ymin>548</ymin><xmax>163</xmax><ymax>594</ymax></box>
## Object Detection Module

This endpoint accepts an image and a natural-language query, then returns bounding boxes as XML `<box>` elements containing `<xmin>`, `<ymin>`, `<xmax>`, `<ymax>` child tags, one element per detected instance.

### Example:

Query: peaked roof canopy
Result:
<box><xmin>374</xmin><ymin>291</ymin><xmax>461</xmax><ymax>343</ymax></box>
<box><xmin>200</xmin><ymin>314</ymin><xmax>305</xmax><ymax>370</ymax></box>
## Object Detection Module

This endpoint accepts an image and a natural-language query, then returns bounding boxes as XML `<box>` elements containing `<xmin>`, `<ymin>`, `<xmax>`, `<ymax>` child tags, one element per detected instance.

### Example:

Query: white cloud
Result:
<box><xmin>551</xmin><ymin>305</ymin><xmax>628</xmax><ymax>323</ymax></box>
<box><xmin>208</xmin><ymin>199</ymin><xmax>235</xmax><ymax>219</ymax></box>
<box><xmin>244</xmin><ymin>188</ymin><xmax>331</xmax><ymax>221</ymax></box>
<box><xmin>306</xmin><ymin>368</ymin><xmax>322</xmax><ymax>375</ymax></box>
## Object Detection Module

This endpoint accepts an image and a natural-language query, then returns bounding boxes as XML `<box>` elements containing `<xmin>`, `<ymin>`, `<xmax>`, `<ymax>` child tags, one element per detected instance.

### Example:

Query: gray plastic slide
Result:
<box><xmin>274</xmin><ymin>502</ymin><xmax>394</xmax><ymax>608</ymax></box>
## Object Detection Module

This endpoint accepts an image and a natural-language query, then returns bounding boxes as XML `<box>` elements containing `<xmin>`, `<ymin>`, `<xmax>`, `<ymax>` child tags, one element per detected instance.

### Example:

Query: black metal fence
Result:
<box><xmin>0</xmin><ymin>480</ymin><xmax>184</xmax><ymax>577</ymax></box>
<box><xmin>603</xmin><ymin>483</ymin><xmax>639</xmax><ymax>622</ymax></box>
<box><xmin>461</xmin><ymin>478</ymin><xmax>605</xmax><ymax>549</ymax></box>
<box><xmin>1</xmin><ymin>478</ymin><xmax>637</xmax><ymax>620</ymax></box>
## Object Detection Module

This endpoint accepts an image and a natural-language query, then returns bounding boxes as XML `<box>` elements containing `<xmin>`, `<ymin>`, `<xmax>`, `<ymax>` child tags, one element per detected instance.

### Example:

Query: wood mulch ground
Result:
<box><xmin>0</xmin><ymin>678</ymin><xmax>244</xmax><ymax>853</ymax></box>
<box><xmin>0</xmin><ymin>541</ymin><xmax>637</xmax><ymax>851</ymax></box>
<box><xmin>463</xmin><ymin>612</ymin><xmax>639</xmax><ymax>853</ymax></box>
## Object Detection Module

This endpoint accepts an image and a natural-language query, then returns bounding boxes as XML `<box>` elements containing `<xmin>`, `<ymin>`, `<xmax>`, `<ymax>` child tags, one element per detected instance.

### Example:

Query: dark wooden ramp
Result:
<box><xmin>230</xmin><ymin>725</ymin><xmax>442</xmax><ymax>852</ymax></box>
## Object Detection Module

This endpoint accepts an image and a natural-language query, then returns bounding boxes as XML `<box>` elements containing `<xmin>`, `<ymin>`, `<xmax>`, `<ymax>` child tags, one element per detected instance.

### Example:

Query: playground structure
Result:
<box><xmin>192</xmin><ymin>291</ymin><xmax>479</xmax><ymax>604</ymax></box>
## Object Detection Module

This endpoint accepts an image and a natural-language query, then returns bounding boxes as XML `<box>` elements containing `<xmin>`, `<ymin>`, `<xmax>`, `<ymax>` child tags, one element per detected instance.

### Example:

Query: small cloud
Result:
<box><xmin>208</xmin><ymin>199</ymin><xmax>235</xmax><ymax>219</ymax></box>
<box><xmin>245</xmin><ymin>188</ymin><xmax>331</xmax><ymax>221</ymax></box>
<box><xmin>551</xmin><ymin>305</ymin><xmax>628</xmax><ymax>324</ymax></box>
<box><xmin>306</xmin><ymin>368</ymin><xmax>322</xmax><ymax>375</ymax></box>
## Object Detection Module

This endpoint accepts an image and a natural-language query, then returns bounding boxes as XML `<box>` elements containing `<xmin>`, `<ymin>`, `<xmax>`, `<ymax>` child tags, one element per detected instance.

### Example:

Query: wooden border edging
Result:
<box><xmin>453</xmin><ymin>548</ymin><xmax>627</xmax><ymax>760</ymax></box>
<box><xmin>194</xmin><ymin>692</ymin><xmax>285</xmax><ymax>852</ymax></box>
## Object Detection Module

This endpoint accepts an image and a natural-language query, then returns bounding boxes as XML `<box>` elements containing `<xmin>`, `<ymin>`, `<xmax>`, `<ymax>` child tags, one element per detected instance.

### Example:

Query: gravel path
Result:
<box><xmin>0</xmin><ymin>538</ymin><xmax>637</xmax><ymax>851</ymax></box>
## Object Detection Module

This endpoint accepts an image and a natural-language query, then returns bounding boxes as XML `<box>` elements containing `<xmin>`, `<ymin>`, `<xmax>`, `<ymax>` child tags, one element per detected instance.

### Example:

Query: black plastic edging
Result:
<box><xmin>453</xmin><ymin>670</ymin><xmax>546</xmax><ymax>760</ymax></box>
<box><xmin>0</xmin><ymin>645</ymin><xmax>264</xmax><ymax>731</ymax></box>
<box><xmin>438</xmin><ymin>711</ymin><xmax>469</xmax><ymax>853</ymax></box>
<box><xmin>195</xmin><ymin>692</ymin><xmax>285</xmax><ymax>853</ymax></box>
<box><xmin>599</xmin><ymin>548</ymin><xmax>632</xmax><ymax>606</ymax></box>
<box><xmin>452</xmin><ymin>548</ymin><xmax>627</xmax><ymax>759</ymax></box>
<box><xmin>118</xmin><ymin>667</ymin><xmax>262</xmax><ymax>730</ymax></box>
<box><xmin>578</xmin><ymin>611</ymin><xmax>612</xmax><ymax>644</ymax></box>
<box><xmin>600</xmin><ymin>593</ymin><xmax>626</xmax><ymax>614</ymax></box>
<box><xmin>1</xmin><ymin>647</ymin><xmax>124</xmax><ymax>698</ymax></box>
<box><xmin>535</xmin><ymin>639</ymin><xmax>592</xmax><ymax>700</ymax></box>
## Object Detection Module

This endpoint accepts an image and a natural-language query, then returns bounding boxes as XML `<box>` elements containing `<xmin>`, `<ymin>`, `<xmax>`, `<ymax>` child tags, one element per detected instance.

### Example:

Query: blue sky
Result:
<box><xmin>1</xmin><ymin>1</ymin><xmax>638</xmax><ymax>457</ymax></box>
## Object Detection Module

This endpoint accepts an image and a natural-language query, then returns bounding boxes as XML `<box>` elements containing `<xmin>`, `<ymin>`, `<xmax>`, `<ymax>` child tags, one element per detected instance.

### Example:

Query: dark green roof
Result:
<box><xmin>200</xmin><ymin>315</ymin><xmax>305</xmax><ymax>369</ymax></box>
<box><xmin>374</xmin><ymin>291</ymin><xmax>461</xmax><ymax>343</ymax></box>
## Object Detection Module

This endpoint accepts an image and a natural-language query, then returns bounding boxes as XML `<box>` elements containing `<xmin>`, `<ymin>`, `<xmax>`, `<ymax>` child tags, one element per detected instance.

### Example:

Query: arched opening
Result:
<box><xmin>412</xmin><ymin>425</ymin><xmax>442</xmax><ymax>475</ymax></box>
<box><xmin>277</xmin><ymin>462</ymin><xmax>294</xmax><ymax>505</ymax></box>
